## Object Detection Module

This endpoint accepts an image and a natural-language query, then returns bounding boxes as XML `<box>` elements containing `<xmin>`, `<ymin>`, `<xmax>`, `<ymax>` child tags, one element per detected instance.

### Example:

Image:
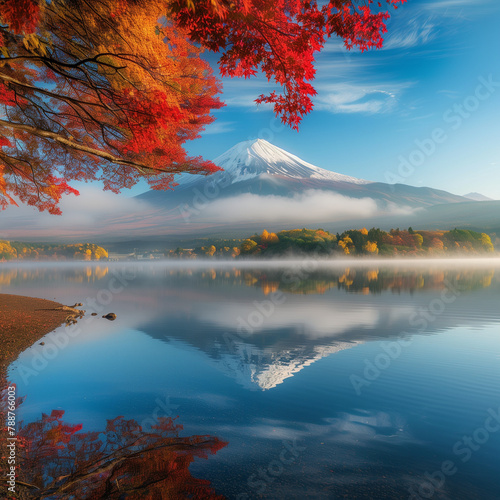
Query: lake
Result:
<box><xmin>3</xmin><ymin>259</ymin><xmax>500</xmax><ymax>499</ymax></box>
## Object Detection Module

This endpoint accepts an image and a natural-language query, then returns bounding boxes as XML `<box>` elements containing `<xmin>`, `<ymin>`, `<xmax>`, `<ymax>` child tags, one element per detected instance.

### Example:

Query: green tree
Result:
<box><xmin>240</xmin><ymin>239</ymin><xmax>258</xmax><ymax>254</ymax></box>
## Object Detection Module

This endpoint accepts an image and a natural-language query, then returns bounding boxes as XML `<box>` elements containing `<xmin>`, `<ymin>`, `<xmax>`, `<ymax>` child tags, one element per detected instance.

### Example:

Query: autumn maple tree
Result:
<box><xmin>0</xmin><ymin>0</ymin><xmax>406</xmax><ymax>213</ymax></box>
<box><xmin>0</xmin><ymin>0</ymin><xmax>224</xmax><ymax>214</ymax></box>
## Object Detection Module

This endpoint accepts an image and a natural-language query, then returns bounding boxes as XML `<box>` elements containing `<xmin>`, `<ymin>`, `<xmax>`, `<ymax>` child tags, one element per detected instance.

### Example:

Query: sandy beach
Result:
<box><xmin>0</xmin><ymin>294</ymin><xmax>68</xmax><ymax>371</ymax></box>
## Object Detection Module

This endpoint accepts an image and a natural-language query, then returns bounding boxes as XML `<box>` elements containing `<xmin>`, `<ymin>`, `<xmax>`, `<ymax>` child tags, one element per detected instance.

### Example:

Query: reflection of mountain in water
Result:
<box><xmin>136</xmin><ymin>265</ymin><xmax>499</xmax><ymax>390</ymax></box>
<box><xmin>214</xmin><ymin>340</ymin><xmax>360</xmax><ymax>390</ymax></box>
<box><xmin>141</xmin><ymin>309</ymin><xmax>364</xmax><ymax>390</ymax></box>
<box><xmin>4</xmin><ymin>263</ymin><xmax>498</xmax><ymax>391</ymax></box>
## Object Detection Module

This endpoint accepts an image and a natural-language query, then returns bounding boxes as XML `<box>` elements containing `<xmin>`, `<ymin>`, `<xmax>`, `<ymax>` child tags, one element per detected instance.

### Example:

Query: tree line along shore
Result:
<box><xmin>0</xmin><ymin>227</ymin><xmax>496</xmax><ymax>262</ymax></box>
<box><xmin>0</xmin><ymin>242</ymin><xmax>108</xmax><ymax>261</ymax></box>
<box><xmin>167</xmin><ymin>227</ymin><xmax>496</xmax><ymax>259</ymax></box>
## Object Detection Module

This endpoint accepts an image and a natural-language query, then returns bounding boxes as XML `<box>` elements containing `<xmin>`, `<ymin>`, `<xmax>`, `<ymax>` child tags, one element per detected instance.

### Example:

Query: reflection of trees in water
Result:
<box><xmin>1</xmin><ymin>265</ymin><xmax>497</xmax><ymax>296</ymax></box>
<box><xmin>0</xmin><ymin>266</ymin><xmax>109</xmax><ymax>289</ymax></box>
<box><xmin>1</xmin><ymin>388</ymin><xmax>227</xmax><ymax>499</ymax></box>
<box><xmin>251</xmin><ymin>268</ymin><xmax>497</xmax><ymax>295</ymax></box>
<box><xmin>118</xmin><ymin>266</ymin><xmax>497</xmax><ymax>296</ymax></box>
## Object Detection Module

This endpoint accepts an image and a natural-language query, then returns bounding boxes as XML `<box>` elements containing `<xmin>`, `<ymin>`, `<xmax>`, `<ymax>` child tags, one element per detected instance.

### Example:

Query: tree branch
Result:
<box><xmin>0</xmin><ymin>118</ymin><xmax>152</xmax><ymax>173</ymax></box>
<box><xmin>0</xmin><ymin>73</ymin><xmax>119</xmax><ymax>111</ymax></box>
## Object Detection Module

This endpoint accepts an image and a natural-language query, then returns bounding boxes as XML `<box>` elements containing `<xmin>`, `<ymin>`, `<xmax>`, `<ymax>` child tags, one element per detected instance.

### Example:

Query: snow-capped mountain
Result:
<box><xmin>209</xmin><ymin>139</ymin><xmax>372</xmax><ymax>185</ymax></box>
<box><xmin>174</xmin><ymin>138</ymin><xmax>372</xmax><ymax>190</ymax></box>
<box><xmin>138</xmin><ymin>138</ymin><xmax>468</xmax><ymax>215</ymax></box>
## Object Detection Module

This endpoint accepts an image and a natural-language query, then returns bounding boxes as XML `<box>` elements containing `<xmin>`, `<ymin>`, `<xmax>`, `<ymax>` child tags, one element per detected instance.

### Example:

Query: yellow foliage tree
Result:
<box><xmin>204</xmin><ymin>245</ymin><xmax>216</xmax><ymax>257</ymax></box>
<box><xmin>260</xmin><ymin>229</ymin><xmax>279</xmax><ymax>244</ymax></box>
<box><xmin>414</xmin><ymin>234</ymin><xmax>424</xmax><ymax>247</ymax></box>
<box><xmin>268</xmin><ymin>232</ymin><xmax>279</xmax><ymax>244</ymax></box>
<box><xmin>94</xmin><ymin>246</ymin><xmax>109</xmax><ymax>260</ymax></box>
<box><xmin>338</xmin><ymin>236</ymin><xmax>353</xmax><ymax>255</ymax></box>
<box><xmin>480</xmin><ymin>233</ymin><xmax>494</xmax><ymax>253</ymax></box>
<box><xmin>364</xmin><ymin>241</ymin><xmax>379</xmax><ymax>254</ymax></box>
<box><xmin>0</xmin><ymin>240</ymin><xmax>16</xmax><ymax>260</ymax></box>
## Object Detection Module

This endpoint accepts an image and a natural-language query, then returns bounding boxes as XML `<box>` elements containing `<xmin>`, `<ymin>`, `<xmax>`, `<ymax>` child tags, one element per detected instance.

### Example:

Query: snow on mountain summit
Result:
<box><xmin>211</xmin><ymin>139</ymin><xmax>372</xmax><ymax>185</ymax></box>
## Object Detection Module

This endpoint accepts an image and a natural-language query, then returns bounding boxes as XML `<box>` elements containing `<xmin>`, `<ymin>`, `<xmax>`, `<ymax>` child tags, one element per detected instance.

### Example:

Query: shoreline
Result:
<box><xmin>0</xmin><ymin>294</ymin><xmax>68</xmax><ymax>374</ymax></box>
<box><xmin>0</xmin><ymin>294</ymin><xmax>68</xmax><ymax>498</ymax></box>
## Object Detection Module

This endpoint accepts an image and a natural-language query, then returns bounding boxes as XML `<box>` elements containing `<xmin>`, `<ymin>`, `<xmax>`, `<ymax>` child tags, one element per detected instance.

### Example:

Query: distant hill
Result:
<box><xmin>464</xmin><ymin>192</ymin><xmax>494</xmax><ymax>202</ymax></box>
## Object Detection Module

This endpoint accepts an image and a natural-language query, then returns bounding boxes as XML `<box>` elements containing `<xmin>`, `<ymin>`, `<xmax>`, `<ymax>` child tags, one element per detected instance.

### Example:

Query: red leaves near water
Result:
<box><xmin>14</xmin><ymin>408</ymin><xmax>227</xmax><ymax>498</ymax></box>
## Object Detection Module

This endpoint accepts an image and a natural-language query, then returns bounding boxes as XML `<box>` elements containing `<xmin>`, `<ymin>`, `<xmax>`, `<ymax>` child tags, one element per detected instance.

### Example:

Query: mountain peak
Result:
<box><xmin>211</xmin><ymin>139</ymin><xmax>371</xmax><ymax>185</ymax></box>
<box><xmin>463</xmin><ymin>192</ymin><xmax>494</xmax><ymax>202</ymax></box>
<box><xmin>247</xmin><ymin>138</ymin><xmax>269</xmax><ymax>146</ymax></box>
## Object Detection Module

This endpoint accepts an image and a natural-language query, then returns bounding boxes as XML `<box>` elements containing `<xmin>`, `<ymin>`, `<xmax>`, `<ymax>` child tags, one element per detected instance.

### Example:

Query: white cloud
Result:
<box><xmin>321</xmin><ymin>39</ymin><xmax>348</xmax><ymax>54</ymax></box>
<box><xmin>194</xmin><ymin>189</ymin><xmax>415</xmax><ymax>224</ymax></box>
<box><xmin>209</xmin><ymin>411</ymin><xmax>416</xmax><ymax>445</ymax></box>
<box><xmin>322</xmin><ymin>17</ymin><xmax>436</xmax><ymax>52</ymax></box>
<box><xmin>420</xmin><ymin>0</ymin><xmax>496</xmax><ymax>20</ymax></box>
<box><xmin>202</xmin><ymin>120</ymin><xmax>236</xmax><ymax>135</ymax></box>
<box><xmin>222</xmin><ymin>94</ymin><xmax>274</xmax><ymax>110</ymax></box>
<box><xmin>383</xmin><ymin>18</ymin><xmax>436</xmax><ymax>49</ymax></box>
<box><xmin>199</xmin><ymin>302</ymin><xmax>383</xmax><ymax>338</ymax></box>
<box><xmin>313</xmin><ymin>57</ymin><xmax>376</xmax><ymax>77</ymax></box>
<box><xmin>0</xmin><ymin>186</ymin><xmax>154</xmax><ymax>239</ymax></box>
<box><xmin>0</xmin><ymin>187</ymin><xmax>414</xmax><ymax>241</ymax></box>
<box><xmin>217</xmin><ymin>76</ymin><xmax>277</xmax><ymax>109</ymax></box>
<box><xmin>314</xmin><ymin>83</ymin><xmax>409</xmax><ymax>114</ymax></box>
<box><xmin>423</xmin><ymin>0</ymin><xmax>489</xmax><ymax>9</ymax></box>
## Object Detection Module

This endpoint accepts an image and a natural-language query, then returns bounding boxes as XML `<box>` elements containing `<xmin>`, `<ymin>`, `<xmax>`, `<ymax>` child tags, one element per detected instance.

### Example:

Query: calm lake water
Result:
<box><xmin>3</xmin><ymin>259</ymin><xmax>500</xmax><ymax>499</ymax></box>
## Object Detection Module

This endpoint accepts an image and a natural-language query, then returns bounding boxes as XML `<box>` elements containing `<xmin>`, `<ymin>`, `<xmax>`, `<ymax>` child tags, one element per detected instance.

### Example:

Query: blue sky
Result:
<box><xmin>180</xmin><ymin>0</ymin><xmax>500</xmax><ymax>199</ymax></box>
